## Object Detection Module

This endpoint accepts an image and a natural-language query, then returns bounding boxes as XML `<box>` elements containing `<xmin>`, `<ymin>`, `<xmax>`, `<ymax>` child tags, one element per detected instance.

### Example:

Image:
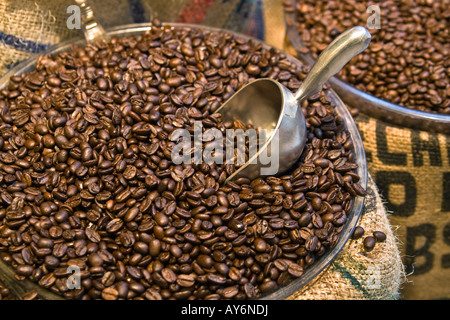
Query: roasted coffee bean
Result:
<box><xmin>259</xmin><ymin>280</ymin><xmax>278</xmax><ymax>293</ymax></box>
<box><xmin>206</xmin><ymin>273</ymin><xmax>227</xmax><ymax>285</ymax></box>
<box><xmin>351</xmin><ymin>226</ymin><xmax>365</xmax><ymax>240</ymax></box>
<box><xmin>269</xmin><ymin>218</ymin><xmax>284</xmax><ymax>230</ymax></box>
<box><xmin>85</xmin><ymin>228</ymin><xmax>101</xmax><ymax>243</ymax></box>
<box><xmin>177</xmin><ymin>274</ymin><xmax>195</xmax><ymax>287</ymax></box>
<box><xmin>149</xmin><ymin>239</ymin><xmax>161</xmax><ymax>257</ymax></box>
<box><xmin>287</xmin><ymin>263</ymin><xmax>303</xmax><ymax>278</ymax></box>
<box><xmin>106</xmin><ymin>219</ymin><xmax>123</xmax><ymax>233</ymax></box>
<box><xmin>221</xmin><ymin>285</ymin><xmax>239</xmax><ymax>299</ymax></box>
<box><xmin>373</xmin><ymin>231</ymin><xmax>387</xmax><ymax>242</ymax></box>
<box><xmin>254</xmin><ymin>238</ymin><xmax>268</xmax><ymax>253</ymax></box>
<box><xmin>363</xmin><ymin>236</ymin><xmax>376</xmax><ymax>252</ymax></box>
<box><xmin>101</xmin><ymin>287</ymin><xmax>119</xmax><ymax>300</ymax></box>
<box><xmin>228</xmin><ymin>219</ymin><xmax>246</xmax><ymax>233</ymax></box>
<box><xmin>161</xmin><ymin>268</ymin><xmax>177</xmax><ymax>283</ymax></box>
<box><xmin>154</xmin><ymin>212</ymin><xmax>169</xmax><ymax>227</ymax></box>
<box><xmin>197</xmin><ymin>254</ymin><xmax>213</xmax><ymax>268</ymax></box>
<box><xmin>22</xmin><ymin>290</ymin><xmax>39</xmax><ymax>300</ymax></box>
<box><xmin>15</xmin><ymin>264</ymin><xmax>34</xmax><ymax>276</ymax></box>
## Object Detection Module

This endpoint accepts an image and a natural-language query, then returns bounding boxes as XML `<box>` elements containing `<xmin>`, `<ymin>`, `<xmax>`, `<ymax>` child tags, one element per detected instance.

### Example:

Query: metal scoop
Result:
<box><xmin>215</xmin><ymin>26</ymin><xmax>371</xmax><ymax>181</ymax></box>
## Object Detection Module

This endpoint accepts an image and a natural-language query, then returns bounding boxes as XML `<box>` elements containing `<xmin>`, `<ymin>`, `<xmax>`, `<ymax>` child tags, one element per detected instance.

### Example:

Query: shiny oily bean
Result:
<box><xmin>363</xmin><ymin>236</ymin><xmax>376</xmax><ymax>252</ymax></box>
<box><xmin>351</xmin><ymin>226</ymin><xmax>365</xmax><ymax>239</ymax></box>
<box><xmin>177</xmin><ymin>274</ymin><xmax>195</xmax><ymax>287</ymax></box>
<box><xmin>373</xmin><ymin>231</ymin><xmax>387</xmax><ymax>242</ymax></box>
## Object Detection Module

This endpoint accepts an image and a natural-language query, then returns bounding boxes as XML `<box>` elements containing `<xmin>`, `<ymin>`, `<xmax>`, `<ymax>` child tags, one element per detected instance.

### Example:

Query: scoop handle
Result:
<box><xmin>75</xmin><ymin>0</ymin><xmax>109</xmax><ymax>43</ymax></box>
<box><xmin>294</xmin><ymin>26</ymin><xmax>371</xmax><ymax>102</ymax></box>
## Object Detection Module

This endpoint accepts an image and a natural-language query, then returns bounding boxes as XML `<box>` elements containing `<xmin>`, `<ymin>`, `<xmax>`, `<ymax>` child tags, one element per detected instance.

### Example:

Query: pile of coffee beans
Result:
<box><xmin>284</xmin><ymin>0</ymin><xmax>450</xmax><ymax>114</ymax></box>
<box><xmin>0</xmin><ymin>21</ymin><xmax>365</xmax><ymax>300</ymax></box>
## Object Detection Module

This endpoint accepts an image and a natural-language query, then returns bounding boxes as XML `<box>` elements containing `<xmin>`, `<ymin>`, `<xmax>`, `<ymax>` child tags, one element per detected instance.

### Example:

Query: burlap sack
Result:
<box><xmin>356</xmin><ymin>113</ymin><xmax>450</xmax><ymax>300</ymax></box>
<box><xmin>0</xmin><ymin>0</ymin><xmax>404</xmax><ymax>300</ymax></box>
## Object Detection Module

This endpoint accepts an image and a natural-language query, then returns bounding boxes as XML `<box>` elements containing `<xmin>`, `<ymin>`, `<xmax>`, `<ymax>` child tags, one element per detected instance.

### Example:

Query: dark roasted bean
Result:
<box><xmin>177</xmin><ymin>274</ymin><xmax>195</xmax><ymax>287</ymax></box>
<box><xmin>373</xmin><ymin>231</ymin><xmax>387</xmax><ymax>242</ymax></box>
<box><xmin>363</xmin><ymin>236</ymin><xmax>376</xmax><ymax>252</ymax></box>
<box><xmin>101</xmin><ymin>287</ymin><xmax>119</xmax><ymax>300</ymax></box>
<box><xmin>352</xmin><ymin>226</ymin><xmax>365</xmax><ymax>240</ymax></box>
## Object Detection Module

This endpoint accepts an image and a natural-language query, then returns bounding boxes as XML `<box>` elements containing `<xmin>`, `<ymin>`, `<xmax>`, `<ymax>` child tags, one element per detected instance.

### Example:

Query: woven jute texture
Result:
<box><xmin>0</xmin><ymin>0</ymin><xmax>404</xmax><ymax>300</ymax></box>
<box><xmin>355</xmin><ymin>113</ymin><xmax>450</xmax><ymax>300</ymax></box>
